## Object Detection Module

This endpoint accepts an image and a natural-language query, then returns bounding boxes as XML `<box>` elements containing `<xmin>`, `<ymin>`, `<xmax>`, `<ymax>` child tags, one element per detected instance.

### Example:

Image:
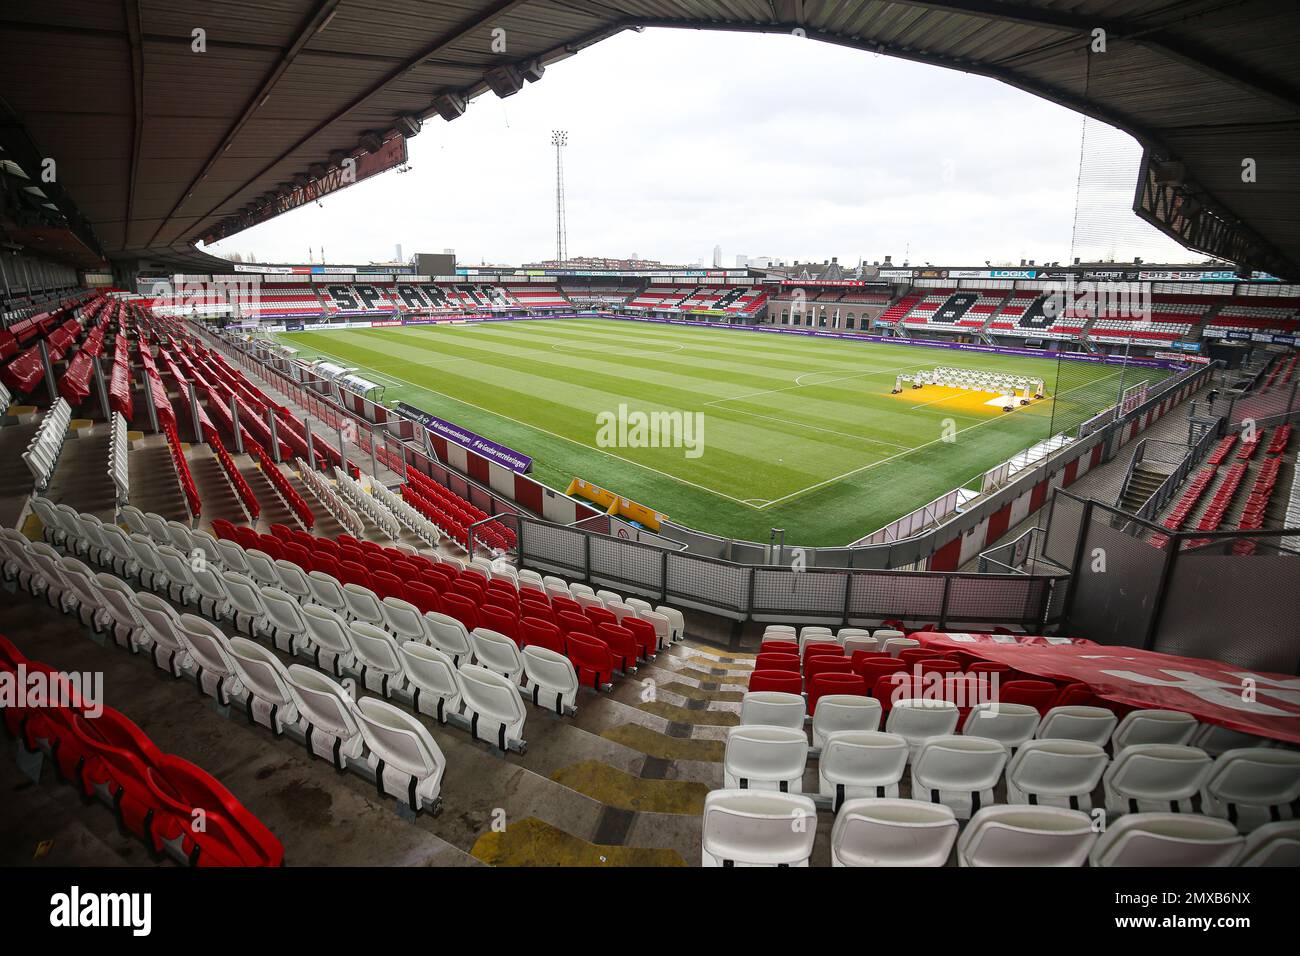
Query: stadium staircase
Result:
<box><xmin>1119</xmin><ymin>465</ymin><xmax>1168</xmax><ymax>512</ymax></box>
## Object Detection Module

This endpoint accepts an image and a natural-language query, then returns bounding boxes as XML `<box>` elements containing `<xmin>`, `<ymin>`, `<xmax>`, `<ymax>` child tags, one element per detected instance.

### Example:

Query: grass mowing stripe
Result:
<box><xmin>282</xmin><ymin>319</ymin><xmax>1162</xmax><ymax>544</ymax></box>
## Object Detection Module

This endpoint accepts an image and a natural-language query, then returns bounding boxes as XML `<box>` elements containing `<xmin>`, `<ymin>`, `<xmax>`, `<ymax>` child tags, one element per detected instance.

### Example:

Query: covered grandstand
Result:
<box><xmin>0</xmin><ymin>0</ymin><xmax>1297</xmax><ymax>915</ymax></box>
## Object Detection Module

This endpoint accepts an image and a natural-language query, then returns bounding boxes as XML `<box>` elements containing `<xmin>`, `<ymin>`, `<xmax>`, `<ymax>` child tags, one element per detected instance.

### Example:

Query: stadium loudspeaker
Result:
<box><xmin>486</xmin><ymin>64</ymin><xmax>525</xmax><ymax>98</ymax></box>
<box><xmin>433</xmin><ymin>93</ymin><xmax>467</xmax><ymax>121</ymax></box>
<box><xmin>397</xmin><ymin>113</ymin><xmax>423</xmax><ymax>136</ymax></box>
<box><xmin>523</xmin><ymin>59</ymin><xmax>545</xmax><ymax>83</ymax></box>
<box><xmin>358</xmin><ymin>130</ymin><xmax>384</xmax><ymax>153</ymax></box>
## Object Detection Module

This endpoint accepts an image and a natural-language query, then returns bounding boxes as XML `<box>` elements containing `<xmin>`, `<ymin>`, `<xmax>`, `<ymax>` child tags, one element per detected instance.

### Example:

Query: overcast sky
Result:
<box><xmin>204</xmin><ymin>26</ymin><xmax>1195</xmax><ymax>269</ymax></box>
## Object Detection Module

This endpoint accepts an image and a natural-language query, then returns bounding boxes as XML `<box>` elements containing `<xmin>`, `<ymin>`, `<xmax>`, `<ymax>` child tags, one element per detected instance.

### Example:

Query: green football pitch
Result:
<box><xmin>280</xmin><ymin>319</ymin><xmax>1163</xmax><ymax>545</ymax></box>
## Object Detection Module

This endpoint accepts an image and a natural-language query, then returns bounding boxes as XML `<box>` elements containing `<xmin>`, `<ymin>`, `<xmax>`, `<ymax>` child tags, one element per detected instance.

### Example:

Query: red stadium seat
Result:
<box><xmin>622</xmin><ymin>617</ymin><xmax>657</xmax><ymax>660</ymax></box>
<box><xmin>567</xmin><ymin>633</ymin><xmax>614</xmax><ymax>690</ymax></box>
<box><xmin>520</xmin><ymin>600</ymin><xmax>553</xmax><ymax>624</ymax></box>
<box><xmin>478</xmin><ymin>605</ymin><xmax>519</xmax><ymax>645</ymax></box>
<box><xmin>451</xmin><ymin>578</ymin><xmax>484</xmax><ymax>603</ymax></box>
<box><xmin>269</xmin><ymin>523</ymin><xmax>294</xmax><ymax>543</ymax></box>
<box><xmin>802</xmin><ymin>642</ymin><xmax>843</xmax><ymax>668</ymax></box>
<box><xmin>370</xmin><ymin>571</ymin><xmax>404</xmax><ymax>601</ymax></box>
<box><xmin>748</xmin><ymin>670</ymin><xmax>804</xmax><ymax>695</ymax></box>
<box><xmin>557</xmin><ymin>610</ymin><xmax>594</xmax><ymax>638</ymax></box>
<box><xmin>364</xmin><ymin>554</ymin><xmax>391</xmax><ymax>577</ymax></box>
<box><xmin>441</xmin><ymin>593</ymin><xmax>479</xmax><ymax>632</ymax></box>
<box><xmin>521</xmin><ymin>617</ymin><xmax>565</xmax><ymax>654</ymax></box>
<box><xmin>281</xmin><ymin>542</ymin><xmax>312</xmax><ymax>568</ymax></box>
<box><xmin>68</xmin><ymin>707</ymin><xmax>166</xmax><ymax>847</ymax></box>
<box><xmin>597</xmin><ymin>623</ymin><xmax>638</xmax><ymax>672</ymax></box>
<box><xmin>585</xmin><ymin>606</ymin><xmax>616</xmax><ymax>630</ymax></box>
<box><xmin>483</xmin><ymin>590</ymin><xmax>519</xmax><ymax>614</ymax></box>
<box><xmin>520</xmin><ymin>586</ymin><xmax>549</xmax><ymax>605</ymax></box>
<box><xmin>917</xmin><ymin>658</ymin><xmax>962</xmax><ymax>677</ymax></box>
<box><xmin>311</xmin><ymin>555</ymin><xmax>342</xmax><ymax>581</ymax></box>
<box><xmin>872</xmin><ymin>673</ymin><xmax>917</xmax><ymax>714</ymax></box>
<box><xmin>809</xmin><ymin>673</ymin><xmax>867</xmax><ymax>713</ymax></box>
<box><xmin>338</xmin><ymin>561</ymin><xmax>370</xmax><ymax>590</ymax></box>
<box><xmin>145</xmin><ymin>754</ymin><xmax>283</xmax><ymax>866</ymax></box>
<box><xmin>403</xmin><ymin>581</ymin><xmax>441</xmax><ymax>615</ymax></box>
<box><xmin>898</xmin><ymin>647</ymin><xmax>945</xmax><ymax>667</ymax></box>
<box><xmin>551</xmin><ymin>596</ymin><xmax>583</xmax><ymax>618</ymax></box>
<box><xmin>805</xmin><ymin>654</ymin><xmax>853</xmax><ymax>684</ymax></box>
<box><xmin>1050</xmin><ymin>682</ymin><xmax>1101</xmax><ymax>710</ymax></box>
<box><xmin>754</xmin><ymin>652</ymin><xmax>800</xmax><ymax>674</ymax></box>
<box><xmin>997</xmin><ymin>680</ymin><xmax>1059</xmax><ymax>717</ymax></box>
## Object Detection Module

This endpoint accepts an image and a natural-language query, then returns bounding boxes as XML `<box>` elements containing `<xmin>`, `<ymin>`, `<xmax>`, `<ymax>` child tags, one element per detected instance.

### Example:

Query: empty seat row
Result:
<box><xmin>727</xmin><ymin>699</ymin><xmax>1299</xmax><ymax>829</ymax></box>
<box><xmin>109</xmin><ymin>411</ymin><xmax>129</xmax><ymax>504</ymax></box>
<box><xmin>703</xmin><ymin>790</ymin><xmax>1298</xmax><ymax>867</ymax></box>
<box><xmin>21</xmin><ymin>397</ymin><xmax>72</xmax><ymax>489</ymax></box>
<box><xmin>333</xmin><ymin>467</ymin><xmax>402</xmax><ymax>540</ymax></box>
<box><xmin>5</xmin><ymin>518</ymin><xmax>582</xmax><ymax>754</ymax></box>
<box><xmin>295</xmin><ymin>458</ymin><xmax>364</xmax><ymax>538</ymax></box>
<box><xmin>0</xmin><ymin>532</ymin><xmax>448</xmax><ymax>815</ymax></box>
<box><xmin>371</xmin><ymin>478</ymin><xmax>443</xmax><ymax>547</ymax></box>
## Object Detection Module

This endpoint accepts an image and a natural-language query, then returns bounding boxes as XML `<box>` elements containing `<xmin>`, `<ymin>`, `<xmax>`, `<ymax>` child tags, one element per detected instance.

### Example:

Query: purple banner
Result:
<box><xmin>393</xmin><ymin>401</ymin><xmax>533</xmax><ymax>474</ymax></box>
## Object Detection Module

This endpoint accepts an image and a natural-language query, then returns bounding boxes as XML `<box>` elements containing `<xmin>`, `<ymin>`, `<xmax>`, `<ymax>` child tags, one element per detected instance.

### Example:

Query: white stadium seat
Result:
<box><xmin>470</xmin><ymin>627</ymin><xmax>523</xmax><ymax>683</ymax></box>
<box><xmin>425</xmin><ymin>611</ymin><xmax>473</xmax><ymax>666</ymax></box>
<box><xmin>812</xmin><ymin>695</ymin><xmax>882</xmax><ymax>747</ymax></box>
<box><xmin>342</xmin><ymin>582</ymin><xmax>385</xmax><ymax>628</ymax></box>
<box><xmin>885</xmin><ymin>699</ymin><xmax>960</xmax><ymax>760</ymax></box>
<box><xmin>228</xmin><ymin>637</ymin><xmax>301</xmax><ymax>734</ymax></box>
<box><xmin>1102</xmin><ymin>744</ymin><xmax>1214</xmax><ymax>816</ymax></box>
<box><xmin>458</xmin><ymin>664</ymin><xmax>527</xmax><ymax>751</ymax></box>
<box><xmin>380</xmin><ymin>596</ymin><xmax>431</xmax><ymax>645</ymax></box>
<box><xmin>819</xmin><ymin>730</ymin><xmax>910</xmax><ymax>809</ymax></box>
<box><xmin>911</xmin><ymin>734</ymin><xmax>1009</xmax><ymax>819</ymax></box>
<box><xmin>963</xmin><ymin>701</ymin><xmax>1039</xmax><ymax>752</ymax></box>
<box><xmin>353</xmin><ymin>696</ymin><xmax>446</xmax><ymax>813</ymax></box>
<box><xmin>1111</xmin><ymin>709</ymin><xmax>1199</xmax><ymax>749</ymax></box>
<box><xmin>740</xmin><ymin>691</ymin><xmax>805</xmax><ymax>731</ymax></box>
<box><xmin>701</xmin><ymin>790</ymin><xmax>817</xmax><ymax>867</ymax></box>
<box><xmin>1005</xmin><ymin>739</ymin><xmax>1109</xmax><ymax>811</ymax></box>
<box><xmin>1089</xmin><ymin>813</ymin><xmax>1244</xmax><ymax>867</ymax></box>
<box><xmin>831</xmin><ymin>798</ymin><xmax>958</xmax><ymax>867</ymax></box>
<box><xmin>1237</xmin><ymin>820</ymin><xmax>1300</xmax><ymax>867</ymax></box>
<box><xmin>956</xmin><ymin>805</ymin><xmax>1096</xmax><ymax>867</ymax></box>
<box><xmin>1200</xmin><ymin>747</ymin><xmax>1300</xmax><ymax>831</ymax></box>
<box><xmin>399</xmin><ymin>642</ymin><xmax>464</xmax><ymax>722</ymax></box>
<box><xmin>177</xmin><ymin>613</ymin><xmax>244</xmax><ymax>705</ymax></box>
<box><xmin>521</xmin><ymin>645</ymin><xmax>579</xmax><ymax>715</ymax></box>
<box><xmin>348</xmin><ymin>622</ymin><xmax>408</xmax><ymax>695</ymax></box>
<box><xmin>724</xmin><ymin>725</ymin><xmax>808</xmax><ymax>793</ymax></box>
<box><xmin>132</xmin><ymin>591</ymin><xmax>190</xmax><ymax>675</ymax></box>
<box><xmin>261</xmin><ymin>586</ymin><xmax>309</xmax><ymax>655</ymax></box>
<box><xmin>1036</xmin><ymin>705</ymin><xmax>1117</xmax><ymax>746</ymax></box>
<box><xmin>285</xmin><ymin>665</ymin><xmax>367</xmax><ymax>769</ymax></box>
<box><xmin>306</xmin><ymin>570</ymin><xmax>348</xmax><ymax>615</ymax></box>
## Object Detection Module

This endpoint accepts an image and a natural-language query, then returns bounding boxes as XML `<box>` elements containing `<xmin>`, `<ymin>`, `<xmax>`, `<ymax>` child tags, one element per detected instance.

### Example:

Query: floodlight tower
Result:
<box><xmin>552</xmin><ymin>130</ymin><xmax>568</xmax><ymax>264</ymax></box>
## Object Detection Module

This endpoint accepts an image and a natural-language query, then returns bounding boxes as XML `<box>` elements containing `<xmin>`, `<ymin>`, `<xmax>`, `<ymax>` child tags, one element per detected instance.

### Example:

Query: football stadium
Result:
<box><xmin>1</xmin><ymin>0</ymin><xmax>1298</xmax><ymax>920</ymax></box>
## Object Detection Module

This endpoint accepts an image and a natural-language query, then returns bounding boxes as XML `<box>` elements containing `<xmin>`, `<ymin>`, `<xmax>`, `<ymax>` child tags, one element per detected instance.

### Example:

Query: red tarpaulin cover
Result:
<box><xmin>915</xmin><ymin>633</ymin><xmax>1300</xmax><ymax>744</ymax></box>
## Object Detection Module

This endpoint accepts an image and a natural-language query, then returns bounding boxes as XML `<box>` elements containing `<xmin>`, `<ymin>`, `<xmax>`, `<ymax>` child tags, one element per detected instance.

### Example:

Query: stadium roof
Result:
<box><xmin>1</xmin><ymin>1</ymin><xmax>1297</xmax><ymax>277</ymax></box>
